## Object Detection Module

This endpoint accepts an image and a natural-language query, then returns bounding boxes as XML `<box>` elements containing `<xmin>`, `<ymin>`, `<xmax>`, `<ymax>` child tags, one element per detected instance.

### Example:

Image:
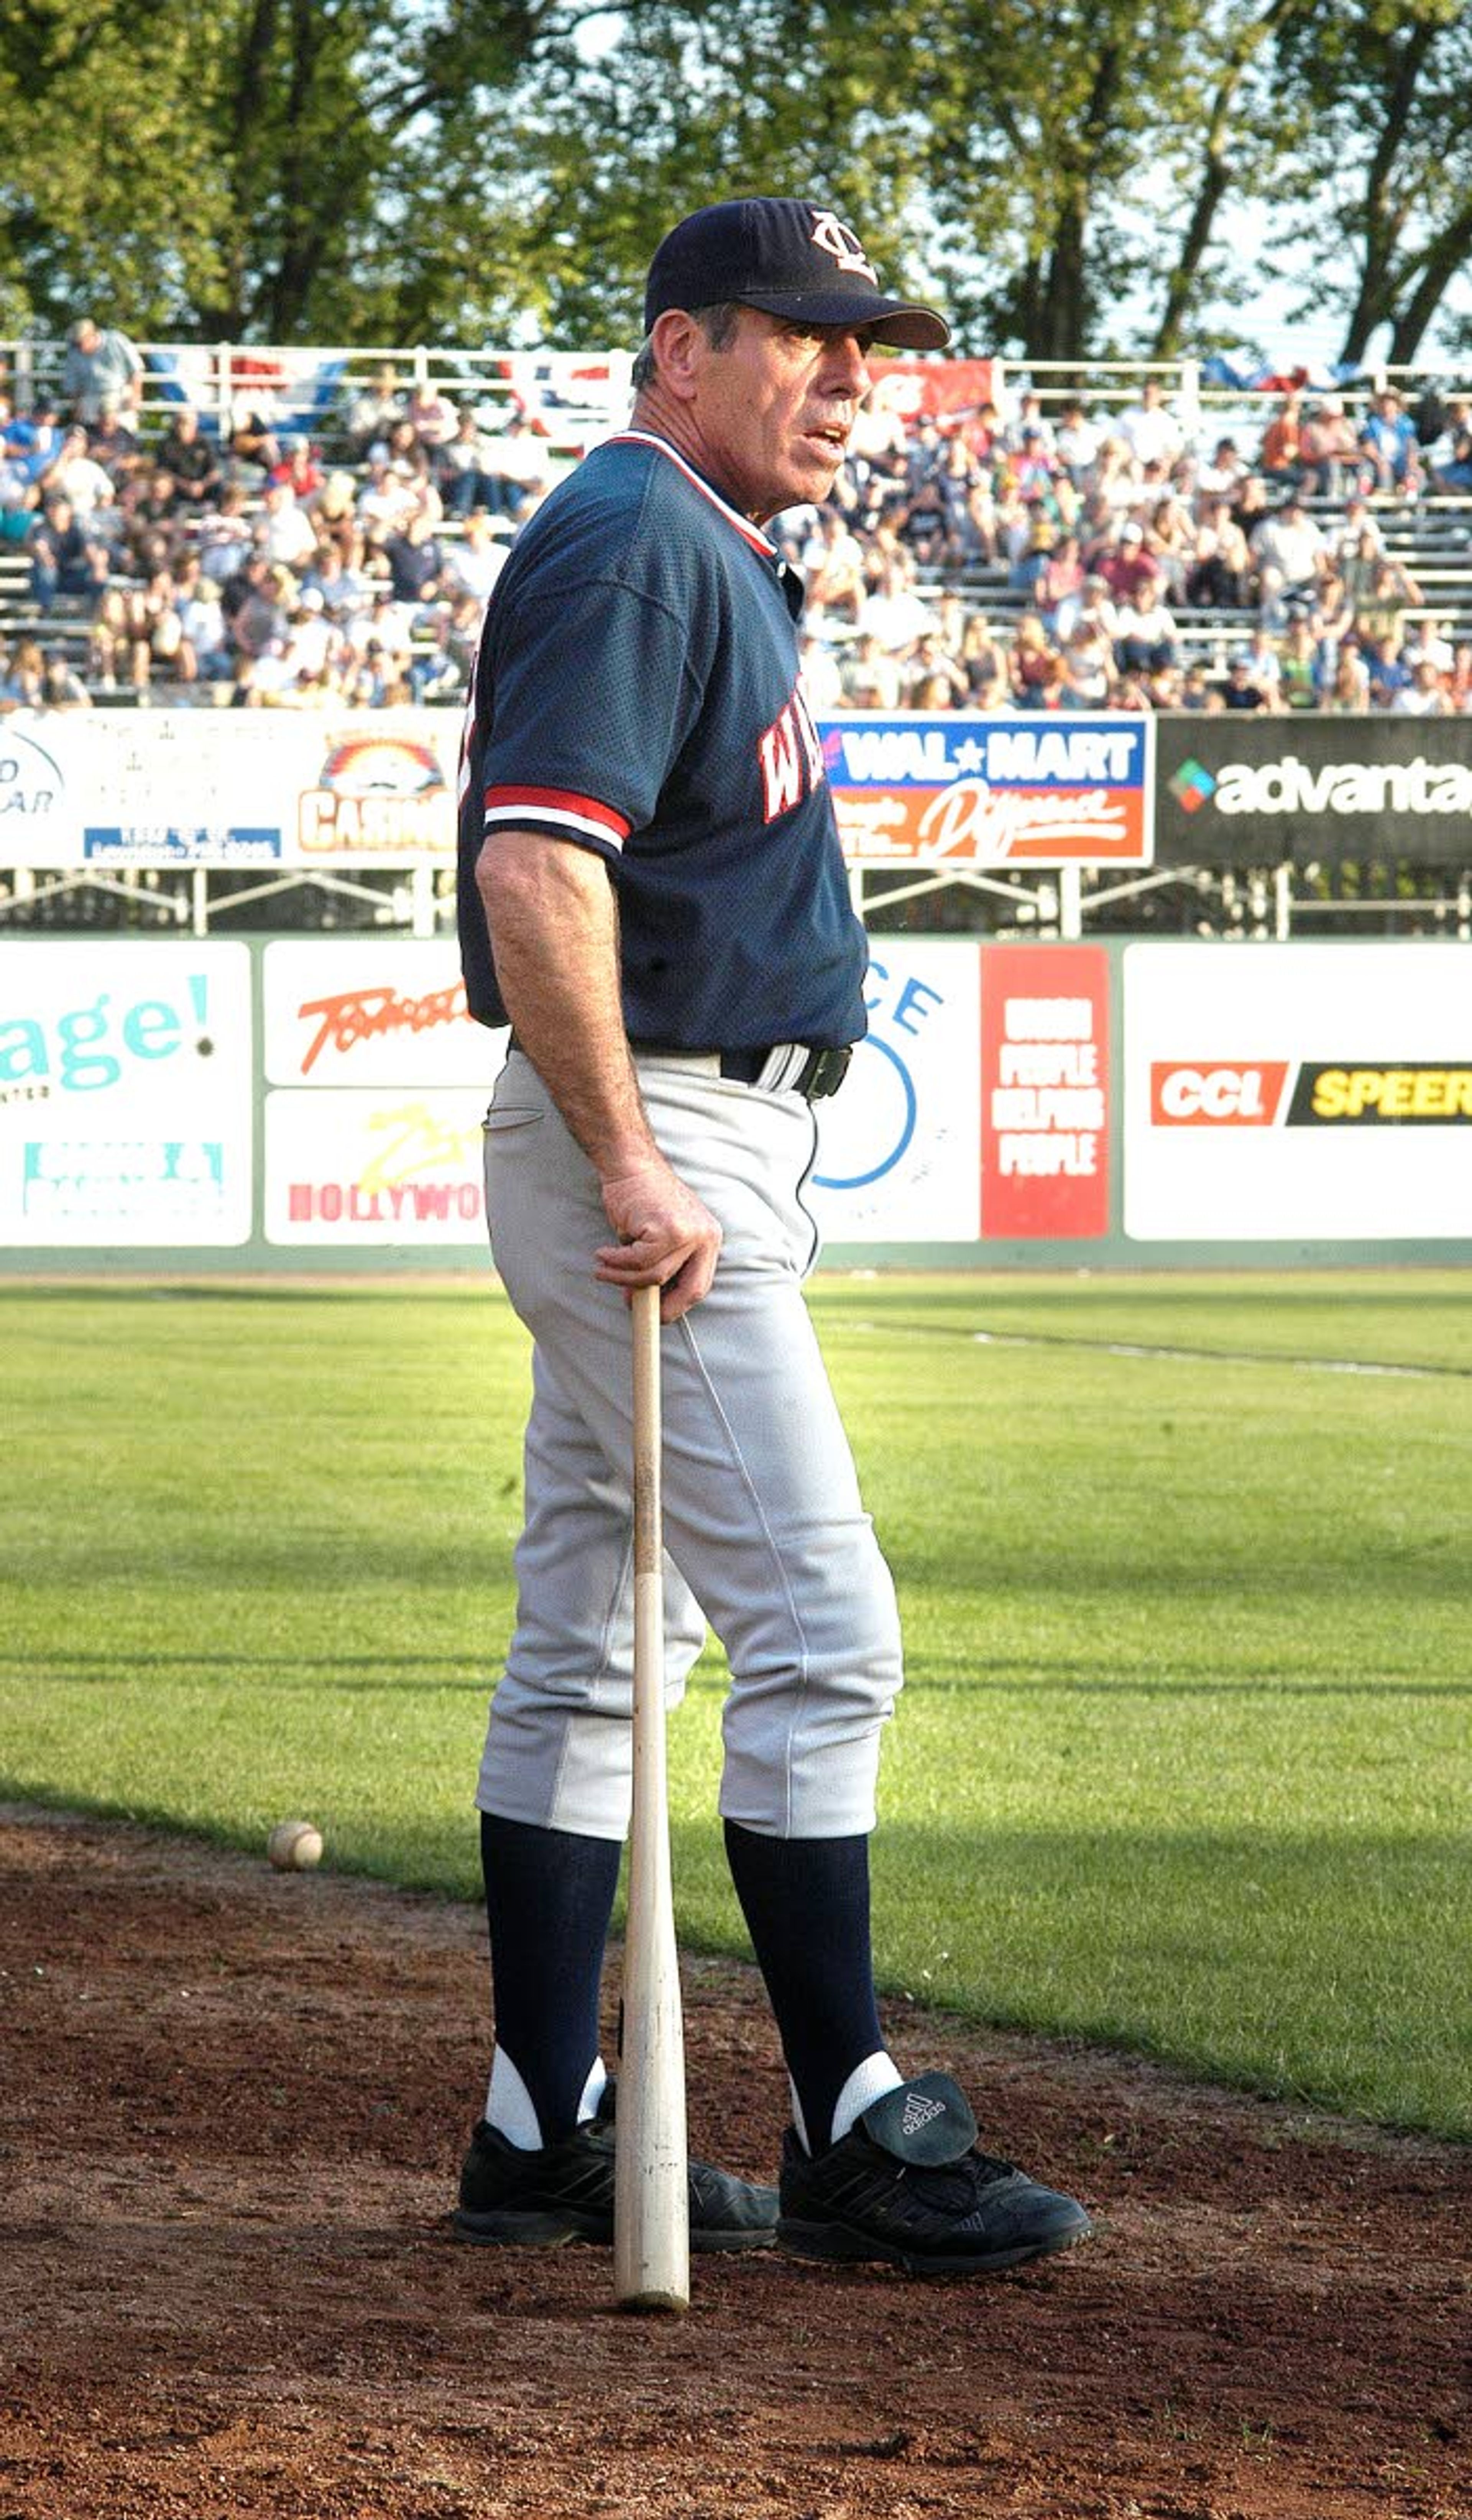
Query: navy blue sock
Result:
<box><xmin>724</xmin><ymin>1820</ymin><xmax>886</xmax><ymax>2153</ymax></box>
<box><xmin>479</xmin><ymin>1811</ymin><xmax>622</xmax><ymax>2144</ymax></box>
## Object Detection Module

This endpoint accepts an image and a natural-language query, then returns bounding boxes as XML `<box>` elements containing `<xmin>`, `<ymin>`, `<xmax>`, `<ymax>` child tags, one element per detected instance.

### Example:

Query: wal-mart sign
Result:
<box><xmin>818</xmin><ymin>712</ymin><xmax>1154</xmax><ymax>869</ymax></box>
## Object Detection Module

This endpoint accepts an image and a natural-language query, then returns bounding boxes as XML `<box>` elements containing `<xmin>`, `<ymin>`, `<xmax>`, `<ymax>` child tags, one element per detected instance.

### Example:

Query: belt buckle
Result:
<box><xmin>798</xmin><ymin>1046</ymin><xmax>852</xmax><ymax>1102</ymax></box>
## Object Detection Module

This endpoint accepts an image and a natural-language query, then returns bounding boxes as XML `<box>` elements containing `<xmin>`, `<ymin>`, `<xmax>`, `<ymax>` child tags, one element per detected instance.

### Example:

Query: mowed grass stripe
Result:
<box><xmin>2</xmin><ymin>1278</ymin><xmax>1467</xmax><ymax>2136</ymax></box>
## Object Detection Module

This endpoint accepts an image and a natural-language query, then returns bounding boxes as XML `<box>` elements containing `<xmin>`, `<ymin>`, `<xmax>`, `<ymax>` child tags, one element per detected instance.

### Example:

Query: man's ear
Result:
<box><xmin>648</xmin><ymin>309</ymin><xmax>708</xmax><ymax>402</ymax></box>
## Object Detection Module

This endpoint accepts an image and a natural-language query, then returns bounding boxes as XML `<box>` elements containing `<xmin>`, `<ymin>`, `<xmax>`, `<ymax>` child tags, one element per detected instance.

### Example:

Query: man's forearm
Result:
<box><xmin>475</xmin><ymin>827</ymin><xmax>654</xmax><ymax>1181</ymax></box>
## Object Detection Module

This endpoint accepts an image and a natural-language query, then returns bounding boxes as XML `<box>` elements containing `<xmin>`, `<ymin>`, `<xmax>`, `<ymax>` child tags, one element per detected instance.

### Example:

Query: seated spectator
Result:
<box><xmin>1321</xmin><ymin>644</ymin><xmax>1371</xmax><ymax>712</ymax></box>
<box><xmin>1087</xmin><ymin>434</ymin><xmax>1141</xmax><ymax>514</ymax></box>
<box><xmin>1098</xmin><ymin>519</ymin><xmax>1162</xmax><ymax>607</ymax></box>
<box><xmin>257</xmin><ymin>479</ymin><xmax>320</xmax><ymax>572</ymax></box>
<box><xmin>1392</xmin><ymin>657</ymin><xmax>1448</xmax><ymax>716</ymax></box>
<box><xmin>1297</xmin><ymin>398</ymin><xmax>1360</xmax><ymax>499</ymax></box>
<box><xmin>1176</xmin><ymin>662</ymin><xmax>1221</xmax><ymax>712</ymax></box>
<box><xmin>959</xmin><ymin>611</ymin><xmax>1009</xmax><ymax>701</ymax></box>
<box><xmin>85</xmin><ymin>407</ymin><xmax>146</xmax><ymax>482</ymax></box>
<box><xmin>1009</xmin><ymin>513</ymin><xmax>1058</xmax><ymax>600</ymax></box>
<box><xmin>1003</xmin><ymin>390</ymin><xmax>1055</xmax><ymax>458</ymax></box>
<box><xmin>468</xmin><ymin>411</ymin><xmax>550</xmax><ymax>521</ymax></box>
<box><xmin>903</xmin><ymin>633</ymin><xmax>968</xmax><ymax>708</ymax></box>
<box><xmin>1220</xmin><ymin>650</ymin><xmax>1277</xmax><ymax>710</ymax></box>
<box><xmin>798</xmin><ymin>631</ymin><xmax>845</xmax><ymax>711</ymax></box>
<box><xmin>1055</xmin><ymin>624</ymin><xmax>1114</xmax><ymax>710</ymax></box>
<box><xmin>409</xmin><ymin>607</ymin><xmax>470</xmax><ymax>705</ymax></box>
<box><xmin>197</xmin><ymin>483</ymin><xmax>255</xmax><ymax>585</ymax></box>
<box><xmin>1277</xmin><ymin>616</ymin><xmax>1327</xmax><ymax>710</ymax></box>
<box><xmin>62</xmin><ymin>315</ymin><xmax>143</xmax><ymax>427</ymax></box>
<box><xmin>1142</xmin><ymin>493</ymin><xmax>1193</xmax><ymax>596</ymax></box>
<box><xmin>1184</xmin><ymin>500</ymin><xmax>1251</xmax><ymax>608</ymax></box>
<box><xmin>438</xmin><ymin>409</ymin><xmax>500</xmax><ymax>516</ymax></box>
<box><xmin>1116</xmin><ymin>376</ymin><xmax>1184</xmax><ymax>473</ymax></box>
<box><xmin>1432</xmin><ymin>422</ymin><xmax>1472</xmax><ymax>493</ymax></box>
<box><xmin>800</xmin><ymin>504</ymin><xmax>867</xmax><ymax>625</ymax></box>
<box><xmin>1195</xmin><ymin>436</ymin><xmax>1248</xmax><ymax>500</ymax></box>
<box><xmin>43</xmin><ymin>425</ymin><xmax>116</xmax><ymax>521</ymax></box>
<box><xmin>1327</xmin><ymin>498</ymin><xmax>1384</xmax><ymax>576</ymax></box>
<box><xmin>347</xmin><ymin>362</ymin><xmax>408</xmax><ymax>454</ymax></box>
<box><xmin>1008</xmin><ymin>609</ymin><xmax>1062</xmax><ymax>704</ymax></box>
<box><xmin>174</xmin><ymin>561</ymin><xmax>231</xmax><ymax>680</ymax></box>
<box><xmin>0</xmin><ymin>636</ymin><xmax>46</xmax><ymax>710</ymax></box>
<box><xmin>1053</xmin><ymin>572</ymin><xmax>1119</xmax><ymax>650</ymax></box>
<box><xmin>1257</xmin><ymin>391</ymin><xmax>1303</xmax><ymax>486</ymax></box>
<box><xmin>1358</xmin><ymin>390</ymin><xmax>1421</xmax><ymax>495</ymax></box>
<box><xmin>1353</xmin><ymin>554</ymin><xmax>1423</xmax><ymax>648</ymax></box>
<box><xmin>1112</xmin><ymin>584</ymin><xmax>1178</xmax><ymax>676</ymax></box>
<box><xmin>27</xmin><ymin>494</ymin><xmax>108</xmax><ymax>613</ymax></box>
<box><xmin>1054</xmin><ymin>399</ymin><xmax>1101</xmax><ymax>487</ymax></box>
<box><xmin>841</xmin><ymin>630</ymin><xmax>904</xmax><ymax>708</ymax></box>
<box><xmin>855</xmin><ymin>554</ymin><xmax>934</xmax><ymax>659</ymax></box>
<box><xmin>1403</xmin><ymin>614</ymin><xmax>1455</xmax><ymax>678</ymax></box>
<box><xmin>442</xmin><ymin>508</ymin><xmax>510</xmax><ymax>608</ymax></box>
<box><xmin>381</xmin><ymin>507</ymin><xmax>445</xmax><ymax>608</ymax></box>
<box><xmin>1250</xmin><ymin>490</ymin><xmax>1327</xmax><ymax>605</ymax></box>
<box><xmin>157</xmin><ymin>406</ymin><xmax>224</xmax><ymax>508</ymax></box>
<box><xmin>404</xmin><ymin>378</ymin><xmax>459</xmax><ymax>452</ymax></box>
<box><xmin>1362</xmin><ymin>623</ymin><xmax>1413</xmax><ymax>705</ymax></box>
<box><xmin>307</xmin><ymin>468</ymin><xmax>361</xmax><ymax>551</ymax></box>
<box><xmin>269</xmin><ymin>435</ymin><xmax>326</xmax><ymax>504</ymax></box>
<box><xmin>1034</xmin><ymin>530</ymin><xmax>1086</xmax><ymax>626</ymax></box>
<box><xmin>41</xmin><ymin>650</ymin><xmax>92</xmax><ymax>709</ymax></box>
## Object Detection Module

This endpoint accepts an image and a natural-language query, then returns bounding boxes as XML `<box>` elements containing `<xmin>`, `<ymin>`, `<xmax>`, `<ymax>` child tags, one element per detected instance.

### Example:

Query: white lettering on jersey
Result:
<box><xmin>758</xmin><ymin>687</ymin><xmax>829</xmax><ymax>823</ymax></box>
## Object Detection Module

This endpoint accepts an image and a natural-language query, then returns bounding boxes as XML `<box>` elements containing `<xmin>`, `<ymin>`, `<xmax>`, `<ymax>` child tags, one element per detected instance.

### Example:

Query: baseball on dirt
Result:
<box><xmin>267</xmin><ymin>1819</ymin><xmax>324</xmax><ymax>1872</ymax></box>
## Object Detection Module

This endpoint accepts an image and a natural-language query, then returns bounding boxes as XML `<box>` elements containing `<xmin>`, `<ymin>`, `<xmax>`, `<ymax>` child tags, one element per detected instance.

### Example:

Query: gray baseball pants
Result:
<box><xmin>476</xmin><ymin>1046</ymin><xmax>903</xmax><ymax>1842</ymax></box>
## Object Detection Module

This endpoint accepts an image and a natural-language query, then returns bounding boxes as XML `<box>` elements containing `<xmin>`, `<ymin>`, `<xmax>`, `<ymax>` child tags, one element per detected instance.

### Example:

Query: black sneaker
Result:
<box><xmin>452</xmin><ymin>2079</ymin><xmax>777</xmax><ymax>2253</ymax></box>
<box><xmin>777</xmin><ymin>2071</ymin><xmax>1093</xmax><ymax>2276</ymax></box>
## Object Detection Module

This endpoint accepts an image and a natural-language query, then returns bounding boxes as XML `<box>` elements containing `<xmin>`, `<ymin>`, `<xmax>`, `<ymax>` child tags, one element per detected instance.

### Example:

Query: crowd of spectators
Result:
<box><xmin>3</xmin><ymin>314</ymin><xmax>1472</xmax><ymax>719</ymax></box>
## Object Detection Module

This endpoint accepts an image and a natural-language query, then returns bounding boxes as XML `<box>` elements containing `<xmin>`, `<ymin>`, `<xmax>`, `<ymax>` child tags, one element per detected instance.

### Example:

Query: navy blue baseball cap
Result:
<box><xmin>644</xmin><ymin>199</ymin><xmax>950</xmax><ymax>352</ymax></box>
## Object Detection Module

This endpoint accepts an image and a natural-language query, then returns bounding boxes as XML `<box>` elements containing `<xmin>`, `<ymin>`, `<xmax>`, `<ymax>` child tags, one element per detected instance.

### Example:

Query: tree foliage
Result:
<box><xmin>0</xmin><ymin>0</ymin><xmax>1468</xmax><ymax>361</ymax></box>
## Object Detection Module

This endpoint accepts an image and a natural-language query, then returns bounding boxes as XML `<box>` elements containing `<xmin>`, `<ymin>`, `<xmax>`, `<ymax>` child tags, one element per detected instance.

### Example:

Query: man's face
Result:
<box><xmin>688</xmin><ymin>307</ymin><xmax>874</xmax><ymax>522</ymax></box>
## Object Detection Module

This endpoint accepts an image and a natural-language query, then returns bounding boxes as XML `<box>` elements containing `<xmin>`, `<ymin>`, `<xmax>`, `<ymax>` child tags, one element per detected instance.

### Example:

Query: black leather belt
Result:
<box><xmin>640</xmin><ymin>1042</ymin><xmax>853</xmax><ymax>1101</ymax></box>
<box><xmin>508</xmin><ymin>1036</ymin><xmax>852</xmax><ymax>1103</ymax></box>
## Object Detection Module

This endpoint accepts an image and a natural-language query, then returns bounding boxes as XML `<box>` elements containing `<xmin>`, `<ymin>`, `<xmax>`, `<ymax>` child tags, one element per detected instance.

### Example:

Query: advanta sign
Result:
<box><xmin>1155</xmin><ymin>717</ymin><xmax>1472</xmax><ymax>866</ymax></box>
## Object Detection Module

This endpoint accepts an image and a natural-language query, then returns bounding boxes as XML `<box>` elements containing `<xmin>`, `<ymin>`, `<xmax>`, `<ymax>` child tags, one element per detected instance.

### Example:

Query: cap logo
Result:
<box><xmin>809</xmin><ymin>209</ymin><xmax>877</xmax><ymax>284</ymax></box>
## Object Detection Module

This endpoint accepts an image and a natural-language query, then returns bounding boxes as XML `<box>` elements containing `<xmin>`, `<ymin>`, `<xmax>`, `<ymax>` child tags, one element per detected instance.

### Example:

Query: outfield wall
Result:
<box><xmin>3</xmin><ymin>933</ymin><xmax>1469</xmax><ymax>1271</ymax></box>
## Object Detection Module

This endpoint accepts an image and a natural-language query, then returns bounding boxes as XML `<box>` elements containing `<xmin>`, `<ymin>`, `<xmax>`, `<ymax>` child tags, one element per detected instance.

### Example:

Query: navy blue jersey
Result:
<box><xmin>455</xmin><ymin>431</ymin><xmax>867</xmax><ymax>1050</ymax></box>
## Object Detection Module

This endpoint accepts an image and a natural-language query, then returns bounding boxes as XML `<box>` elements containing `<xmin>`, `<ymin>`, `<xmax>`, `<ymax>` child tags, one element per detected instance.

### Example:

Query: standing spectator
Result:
<box><xmin>62</xmin><ymin>316</ymin><xmax>143</xmax><ymax>428</ymax></box>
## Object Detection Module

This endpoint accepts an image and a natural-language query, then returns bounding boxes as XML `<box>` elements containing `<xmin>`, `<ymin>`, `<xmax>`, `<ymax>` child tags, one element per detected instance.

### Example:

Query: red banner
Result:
<box><xmin>981</xmin><ymin>945</ymin><xmax>1111</xmax><ymax>1239</ymax></box>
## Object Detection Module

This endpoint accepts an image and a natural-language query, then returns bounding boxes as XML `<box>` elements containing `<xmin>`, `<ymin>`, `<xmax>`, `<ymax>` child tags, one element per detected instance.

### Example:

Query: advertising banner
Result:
<box><xmin>0</xmin><ymin>708</ymin><xmax>461</xmax><ymax>871</ymax></box>
<box><xmin>264</xmin><ymin>1089</ymin><xmax>489</xmax><ymax>1244</ymax></box>
<box><xmin>1155</xmin><ymin>716</ymin><xmax>1472</xmax><ymax>868</ymax></box>
<box><xmin>0</xmin><ymin>940</ymin><xmax>253</xmax><ymax>1244</ymax></box>
<box><xmin>1124</xmin><ymin>941</ymin><xmax>1472</xmax><ymax>1240</ymax></box>
<box><xmin>820</xmin><ymin>713</ymin><xmax>1153</xmax><ymax>868</ymax></box>
<box><xmin>262</xmin><ymin>940</ymin><xmax>496</xmax><ymax>1244</ymax></box>
<box><xmin>808</xmin><ymin>942</ymin><xmax>982</xmax><ymax>1242</ymax></box>
<box><xmin>263</xmin><ymin>940</ymin><xmax>489</xmax><ymax>1087</ymax></box>
<box><xmin>980</xmin><ymin>944</ymin><xmax>1111</xmax><ymax>1239</ymax></box>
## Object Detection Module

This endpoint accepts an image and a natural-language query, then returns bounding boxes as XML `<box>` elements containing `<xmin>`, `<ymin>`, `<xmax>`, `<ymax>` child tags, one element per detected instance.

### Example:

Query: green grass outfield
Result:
<box><xmin>4</xmin><ymin>1272</ymin><xmax>1469</xmax><ymax>2139</ymax></box>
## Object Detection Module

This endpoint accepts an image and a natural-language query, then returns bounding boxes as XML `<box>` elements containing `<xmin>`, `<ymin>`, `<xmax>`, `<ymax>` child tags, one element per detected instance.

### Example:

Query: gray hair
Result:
<box><xmin>631</xmin><ymin>301</ymin><xmax>743</xmax><ymax>390</ymax></box>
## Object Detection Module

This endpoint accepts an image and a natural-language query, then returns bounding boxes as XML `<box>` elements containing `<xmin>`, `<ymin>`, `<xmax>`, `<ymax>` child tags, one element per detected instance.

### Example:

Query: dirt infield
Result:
<box><xmin>2</xmin><ymin>1804</ymin><xmax>1467</xmax><ymax>2520</ymax></box>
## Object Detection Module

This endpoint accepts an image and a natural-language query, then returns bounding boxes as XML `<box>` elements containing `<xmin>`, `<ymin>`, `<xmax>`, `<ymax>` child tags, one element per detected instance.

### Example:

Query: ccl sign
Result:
<box><xmin>1152</xmin><ymin>1062</ymin><xmax>1288</xmax><ymax>1126</ymax></box>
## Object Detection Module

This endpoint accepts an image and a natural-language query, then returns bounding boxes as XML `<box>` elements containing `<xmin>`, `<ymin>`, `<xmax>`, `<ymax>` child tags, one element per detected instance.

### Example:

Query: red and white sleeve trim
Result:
<box><xmin>482</xmin><ymin>784</ymin><xmax>632</xmax><ymax>852</ymax></box>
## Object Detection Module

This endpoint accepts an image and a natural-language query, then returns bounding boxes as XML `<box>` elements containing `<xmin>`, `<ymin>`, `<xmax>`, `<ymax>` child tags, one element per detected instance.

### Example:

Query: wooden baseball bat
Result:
<box><xmin>614</xmin><ymin>1282</ymin><xmax>690</xmax><ymax>2313</ymax></box>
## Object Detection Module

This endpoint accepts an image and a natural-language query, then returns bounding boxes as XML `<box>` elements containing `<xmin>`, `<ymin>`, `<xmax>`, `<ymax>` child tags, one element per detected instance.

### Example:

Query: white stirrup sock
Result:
<box><xmin>485</xmin><ymin>2050</ymin><xmax>608</xmax><ymax>2149</ymax></box>
<box><xmin>829</xmin><ymin>2051</ymin><xmax>904</xmax><ymax>2146</ymax></box>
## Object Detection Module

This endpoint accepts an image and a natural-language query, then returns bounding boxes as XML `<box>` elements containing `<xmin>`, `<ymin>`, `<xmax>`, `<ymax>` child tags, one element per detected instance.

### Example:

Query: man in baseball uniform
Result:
<box><xmin>453</xmin><ymin>199</ymin><xmax>1092</xmax><ymax>2275</ymax></box>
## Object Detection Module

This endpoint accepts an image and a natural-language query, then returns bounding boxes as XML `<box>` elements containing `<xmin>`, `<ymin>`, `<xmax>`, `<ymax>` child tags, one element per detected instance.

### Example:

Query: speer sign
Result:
<box><xmin>1154</xmin><ymin>716</ymin><xmax>1472</xmax><ymax>868</ymax></box>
